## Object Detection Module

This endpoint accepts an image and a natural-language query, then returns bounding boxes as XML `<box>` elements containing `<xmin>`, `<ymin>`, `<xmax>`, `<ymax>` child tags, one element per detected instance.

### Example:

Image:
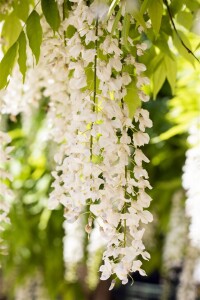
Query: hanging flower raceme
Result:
<box><xmin>163</xmin><ymin>191</ymin><xmax>188</xmax><ymax>271</ymax></box>
<box><xmin>182</xmin><ymin>120</ymin><xmax>200</xmax><ymax>249</ymax></box>
<box><xmin>48</xmin><ymin>0</ymin><xmax>153</xmax><ymax>287</ymax></box>
<box><xmin>63</xmin><ymin>217</ymin><xmax>85</xmax><ymax>282</ymax></box>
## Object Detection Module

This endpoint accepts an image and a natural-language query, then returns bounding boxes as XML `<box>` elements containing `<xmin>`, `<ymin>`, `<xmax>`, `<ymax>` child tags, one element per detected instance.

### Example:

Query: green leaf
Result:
<box><xmin>92</xmin><ymin>155</ymin><xmax>103</xmax><ymax>164</ymax></box>
<box><xmin>132</xmin><ymin>10</ymin><xmax>147</xmax><ymax>30</ymax></box>
<box><xmin>148</xmin><ymin>0</ymin><xmax>163</xmax><ymax>35</ymax></box>
<box><xmin>26</xmin><ymin>10</ymin><xmax>42</xmax><ymax>64</ymax></box>
<box><xmin>176</xmin><ymin>11</ymin><xmax>193</xmax><ymax>30</ymax></box>
<box><xmin>122</xmin><ymin>14</ymin><xmax>131</xmax><ymax>51</ymax></box>
<box><xmin>111</xmin><ymin>5</ymin><xmax>122</xmax><ymax>35</ymax></box>
<box><xmin>13</xmin><ymin>0</ymin><xmax>29</xmax><ymax>21</ymax></box>
<box><xmin>172</xmin><ymin>30</ymin><xmax>195</xmax><ymax>65</ymax></box>
<box><xmin>65</xmin><ymin>25</ymin><xmax>76</xmax><ymax>39</ymax></box>
<box><xmin>2</xmin><ymin>12</ymin><xmax>22</xmax><ymax>51</ymax></box>
<box><xmin>170</xmin><ymin>1</ymin><xmax>183</xmax><ymax>15</ymax></box>
<box><xmin>195</xmin><ymin>42</ymin><xmax>200</xmax><ymax>51</ymax></box>
<box><xmin>152</xmin><ymin>59</ymin><xmax>166</xmax><ymax>99</ymax></box>
<box><xmin>41</xmin><ymin>0</ymin><xmax>61</xmax><ymax>32</ymax></box>
<box><xmin>164</xmin><ymin>55</ymin><xmax>177</xmax><ymax>95</ymax></box>
<box><xmin>124</xmin><ymin>80</ymin><xmax>141</xmax><ymax>119</ymax></box>
<box><xmin>62</xmin><ymin>0</ymin><xmax>69</xmax><ymax>18</ymax></box>
<box><xmin>154</xmin><ymin>36</ymin><xmax>174</xmax><ymax>58</ymax></box>
<box><xmin>18</xmin><ymin>31</ymin><xmax>27</xmax><ymax>82</ymax></box>
<box><xmin>140</xmin><ymin>0</ymin><xmax>149</xmax><ymax>15</ymax></box>
<box><xmin>147</xmin><ymin>52</ymin><xmax>164</xmax><ymax>75</ymax></box>
<box><xmin>85</xmin><ymin>63</ymin><xmax>94</xmax><ymax>91</ymax></box>
<box><xmin>107</xmin><ymin>0</ymin><xmax>120</xmax><ymax>18</ymax></box>
<box><xmin>154</xmin><ymin>123</ymin><xmax>189</xmax><ymax>142</ymax></box>
<box><xmin>0</xmin><ymin>42</ymin><xmax>18</xmax><ymax>89</ymax></box>
<box><xmin>0</xmin><ymin>12</ymin><xmax>6</xmax><ymax>22</ymax></box>
<box><xmin>186</xmin><ymin>0</ymin><xmax>200</xmax><ymax>11</ymax></box>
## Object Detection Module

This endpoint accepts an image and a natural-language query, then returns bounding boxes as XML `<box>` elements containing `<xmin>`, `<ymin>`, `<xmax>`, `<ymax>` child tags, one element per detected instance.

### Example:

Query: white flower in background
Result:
<box><xmin>87</xmin><ymin>219</ymin><xmax>107</xmax><ymax>289</ymax></box>
<box><xmin>178</xmin><ymin>119</ymin><xmax>200</xmax><ymax>299</ymax></box>
<box><xmin>177</xmin><ymin>245</ymin><xmax>199</xmax><ymax>300</ymax></box>
<box><xmin>15</xmin><ymin>273</ymin><xmax>49</xmax><ymax>300</ymax></box>
<box><xmin>182</xmin><ymin>120</ymin><xmax>200</xmax><ymax>248</ymax></box>
<box><xmin>63</xmin><ymin>218</ymin><xmax>85</xmax><ymax>281</ymax></box>
<box><xmin>193</xmin><ymin>258</ymin><xmax>200</xmax><ymax>284</ymax></box>
<box><xmin>163</xmin><ymin>191</ymin><xmax>188</xmax><ymax>271</ymax></box>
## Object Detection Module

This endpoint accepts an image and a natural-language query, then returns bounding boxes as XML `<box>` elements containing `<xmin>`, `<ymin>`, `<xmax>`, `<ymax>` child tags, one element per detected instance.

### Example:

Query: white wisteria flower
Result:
<box><xmin>40</xmin><ymin>0</ymin><xmax>153</xmax><ymax>286</ymax></box>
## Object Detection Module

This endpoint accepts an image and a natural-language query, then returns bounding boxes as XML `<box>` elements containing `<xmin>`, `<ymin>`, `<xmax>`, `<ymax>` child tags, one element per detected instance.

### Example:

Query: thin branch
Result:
<box><xmin>163</xmin><ymin>0</ymin><xmax>199</xmax><ymax>63</ymax></box>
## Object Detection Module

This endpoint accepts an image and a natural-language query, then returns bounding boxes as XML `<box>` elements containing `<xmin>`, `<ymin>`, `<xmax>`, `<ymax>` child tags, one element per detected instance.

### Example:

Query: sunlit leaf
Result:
<box><xmin>153</xmin><ymin>123</ymin><xmax>189</xmax><ymax>142</ymax></box>
<box><xmin>172</xmin><ymin>30</ymin><xmax>195</xmax><ymax>66</ymax></box>
<box><xmin>148</xmin><ymin>0</ymin><xmax>163</xmax><ymax>36</ymax></box>
<box><xmin>122</xmin><ymin>14</ymin><xmax>130</xmax><ymax>50</ymax></box>
<box><xmin>170</xmin><ymin>1</ymin><xmax>184</xmax><ymax>15</ymax></box>
<box><xmin>107</xmin><ymin>0</ymin><xmax>120</xmax><ymax>18</ymax></box>
<box><xmin>18</xmin><ymin>31</ymin><xmax>27</xmax><ymax>82</ymax></box>
<box><xmin>13</xmin><ymin>0</ymin><xmax>29</xmax><ymax>21</ymax></box>
<box><xmin>41</xmin><ymin>0</ymin><xmax>61</xmax><ymax>32</ymax></box>
<box><xmin>111</xmin><ymin>5</ymin><xmax>122</xmax><ymax>35</ymax></box>
<box><xmin>26</xmin><ymin>10</ymin><xmax>42</xmax><ymax>63</ymax></box>
<box><xmin>132</xmin><ymin>10</ymin><xmax>146</xmax><ymax>29</ymax></box>
<box><xmin>154</xmin><ymin>36</ymin><xmax>174</xmax><ymax>58</ymax></box>
<box><xmin>140</xmin><ymin>0</ymin><xmax>149</xmax><ymax>15</ymax></box>
<box><xmin>177</xmin><ymin>11</ymin><xmax>193</xmax><ymax>30</ymax></box>
<box><xmin>164</xmin><ymin>55</ymin><xmax>177</xmax><ymax>95</ymax></box>
<box><xmin>0</xmin><ymin>42</ymin><xmax>18</xmax><ymax>89</ymax></box>
<box><xmin>124</xmin><ymin>80</ymin><xmax>141</xmax><ymax>118</ymax></box>
<box><xmin>2</xmin><ymin>12</ymin><xmax>22</xmax><ymax>51</ymax></box>
<box><xmin>152</xmin><ymin>59</ymin><xmax>166</xmax><ymax>99</ymax></box>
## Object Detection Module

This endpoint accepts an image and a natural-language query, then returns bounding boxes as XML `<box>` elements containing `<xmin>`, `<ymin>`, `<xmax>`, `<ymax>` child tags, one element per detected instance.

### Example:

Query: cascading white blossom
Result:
<box><xmin>163</xmin><ymin>191</ymin><xmax>188</xmax><ymax>271</ymax></box>
<box><xmin>177</xmin><ymin>120</ymin><xmax>200</xmax><ymax>299</ymax></box>
<box><xmin>15</xmin><ymin>273</ymin><xmax>48</xmax><ymax>300</ymax></box>
<box><xmin>40</xmin><ymin>22</ymin><xmax>72</xmax><ymax>145</ymax></box>
<box><xmin>182</xmin><ymin>120</ymin><xmax>200</xmax><ymax>248</ymax></box>
<box><xmin>48</xmin><ymin>0</ymin><xmax>153</xmax><ymax>287</ymax></box>
<box><xmin>63</xmin><ymin>218</ymin><xmax>85</xmax><ymax>282</ymax></box>
<box><xmin>177</xmin><ymin>245</ymin><xmax>199</xmax><ymax>300</ymax></box>
<box><xmin>193</xmin><ymin>258</ymin><xmax>200</xmax><ymax>284</ymax></box>
<box><xmin>86</xmin><ymin>218</ymin><xmax>107</xmax><ymax>288</ymax></box>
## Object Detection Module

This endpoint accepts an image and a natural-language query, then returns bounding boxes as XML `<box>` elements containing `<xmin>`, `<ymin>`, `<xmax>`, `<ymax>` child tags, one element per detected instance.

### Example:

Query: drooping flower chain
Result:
<box><xmin>182</xmin><ymin>120</ymin><xmax>200</xmax><ymax>249</ymax></box>
<box><xmin>48</xmin><ymin>0</ymin><xmax>153</xmax><ymax>286</ymax></box>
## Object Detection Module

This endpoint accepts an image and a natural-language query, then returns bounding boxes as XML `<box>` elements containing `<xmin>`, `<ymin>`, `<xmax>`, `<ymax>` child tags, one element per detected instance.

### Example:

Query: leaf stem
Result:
<box><xmin>118</xmin><ymin>15</ymin><xmax>128</xmax><ymax>248</ymax></box>
<box><xmin>90</xmin><ymin>18</ymin><xmax>98</xmax><ymax>161</ymax></box>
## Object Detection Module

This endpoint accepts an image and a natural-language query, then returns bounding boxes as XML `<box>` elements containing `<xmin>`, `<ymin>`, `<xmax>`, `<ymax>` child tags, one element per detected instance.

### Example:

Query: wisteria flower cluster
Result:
<box><xmin>47</xmin><ymin>0</ymin><xmax>153</xmax><ymax>287</ymax></box>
